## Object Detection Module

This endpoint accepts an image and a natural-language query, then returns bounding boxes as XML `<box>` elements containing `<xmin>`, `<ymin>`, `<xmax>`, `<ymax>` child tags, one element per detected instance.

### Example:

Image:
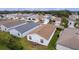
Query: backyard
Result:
<box><xmin>0</xmin><ymin>28</ymin><xmax>62</xmax><ymax>50</ymax></box>
<box><xmin>0</xmin><ymin>31</ymin><xmax>48</xmax><ymax>50</ymax></box>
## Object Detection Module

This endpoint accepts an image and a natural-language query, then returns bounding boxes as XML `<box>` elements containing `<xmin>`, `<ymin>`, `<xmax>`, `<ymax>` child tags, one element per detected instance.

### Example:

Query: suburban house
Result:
<box><xmin>0</xmin><ymin>20</ymin><xmax>17</xmax><ymax>30</ymax></box>
<box><xmin>55</xmin><ymin>17</ymin><xmax>61</xmax><ymax>27</ymax></box>
<box><xmin>44</xmin><ymin>14</ymin><xmax>52</xmax><ymax>18</ymax></box>
<box><xmin>10</xmin><ymin>22</ymin><xmax>41</xmax><ymax>37</ymax></box>
<box><xmin>68</xmin><ymin>15</ymin><xmax>76</xmax><ymax>28</ymax></box>
<box><xmin>0</xmin><ymin>13</ymin><xmax>32</xmax><ymax>20</ymax></box>
<box><xmin>42</xmin><ymin>14</ymin><xmax>52</xmax><ymax>24</ymax></box>
<box><xmin>69</xmin><ymin>14</ymin><xmax>78</xmax><ymax>20</ymax></box>
<box><xmin>0</xmin><ymin>14</ymin><xmax>7</xmax><ymax>20</ymax></box>
<box><xmin>15</xmin><ymin>13</ymin><xmax>32</xmax><ymax>20</ymax></box>
<box><xmin>27</xmin><ymin>24</ymin><xmax>56</xmax><ymax>46</ymax></box>
<box><xmin>43</xmin><ymin>18</ymin><xmax>50</xmax><ymax>24</ymax></box>
<box><xmin>4</xmin><ymin>14</ymin><xmax>18</xmax><ymax>20</ymax></box>
<box><xmin>68</xmin><ymin>13</ymin><xmax>79</xmax><ymax>28</ymax></box>
<box><xmin>0</xmin><ymin>14</ymin><xmax>4</xmax><ymax>19</ymax></box>
<box><xmin>56</xmin><ymin>28</ymin><xmax>79</xmax><ymax>50</ymax></box>
<box><xmin>0</xmin><ymin>20</ymin><xmax>26</xmax><ymax>32</ymax></box>
<box><xmin>68</xmin><ymin>18</ymin><xmax>75</xmax><ymax>28</ymax></box>
<box><xmin>26</xmin><ymin>14</ymin><xmax>40</xmax><ymax>23</ymax></box>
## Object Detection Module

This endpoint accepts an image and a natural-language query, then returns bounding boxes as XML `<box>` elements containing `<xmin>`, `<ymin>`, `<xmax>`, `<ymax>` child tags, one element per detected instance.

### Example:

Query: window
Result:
<box><xmin>18</xmin><ymin>33</ymin><xmax>20</xmax><ymax>36</ymax></box>
<box><xmin>28</xmin><ymin>18</ymin><xmax>31</xmax><ymax>20</ymax></box>
<box><xmin>29</xmin><ymin>36</ymin><xmax>32</xmax><ymax>40</ymax></box>
<box><xmin>40</xmin><ymin>39</ymin><xmax>44</xmax><ymax>43</ymax></box>
<box><xmin>70</xmin><ymin>22</ymin><xmax>71</xmax><ymax>25</ymax></box>
<box><xmin>5</xmin><ymin>28</ymin><xmax>6</xmax><ymax>30</ymax></box>
<box><xmin>32</xmin><ymin>18</ymin><xmax>35</xmax><ymax>20</ymax></box>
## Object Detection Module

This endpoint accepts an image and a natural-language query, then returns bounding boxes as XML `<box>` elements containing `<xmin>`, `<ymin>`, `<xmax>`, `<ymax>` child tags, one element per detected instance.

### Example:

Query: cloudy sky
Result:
<box><xmin>0</xmin><ymin>8</ymin><xmax>79</xmax><ymax>11</ymax></box>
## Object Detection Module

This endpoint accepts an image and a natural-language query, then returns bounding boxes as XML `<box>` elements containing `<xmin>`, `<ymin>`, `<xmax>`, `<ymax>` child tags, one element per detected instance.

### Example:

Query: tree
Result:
<box><xmin>0</xmin><ymin>32</ymin><xmax>23</xmax><ymax>50</ymax></box>
<box><xmin>7</xmin><ymin>38</ymin><xmax>23</xmax><ymax>50</ymax></box>
<box><xmin>61</xmin><ymin>17</ymin><xmax>68</xmax><ymax>28</ymax></box>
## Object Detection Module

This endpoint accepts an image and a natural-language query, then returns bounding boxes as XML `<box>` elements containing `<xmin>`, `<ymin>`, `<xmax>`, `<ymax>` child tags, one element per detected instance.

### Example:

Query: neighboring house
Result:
<box><xmin>44</xmin><ymin>14</ymin><xmax>52</xmax><ymax>18</ymax></box>
<box><xmin>43</xmin><ymin>18</ymin><xmax>50</xmax><ymax>24</ymax></box>
<box><xmin>10</xmin><ymin>22</ymin><xmax>41</xmax><ymax>37</ymax></box>
<box><xmin>0</xmin><ymin>15</ymin><xmax>3</xmax><ymax>19</ymax></box>
<box><xmin>0</xmin><ymin>20</ymin><xmax>26</xmax><ymax>32</ymax></box>
<box><xmin>68</xmin><ymin>15</ymin><xmax>76</xmax><ymax>28</ymax></box>
<box><xmin>68</xmin><ymin>19</ymin><xmax>75</xmax><ymax>28</ymax></box>
<box><xmin>27</xmin><ymin>24</ymin><xmax>56</xmax><ymax>46</ymax></box>
<box><xmin>55</xmin><ymin>17</ymin><xmax>61</xmax><ymax>27</ymax></box>
<box><xmin>56</xmin><ymin>28</ymin><xmax>79</xmax><ymax>50</ymax></box>
<box><xmin>5</xmin><ymin>14</ymin><xmax>17</xmax><ymax>20</ymax></box>
<box><xmin>26</xmin><ymin>14</ymin><xmax>40</xmax><ymax>23</ymax></box>
<box><xmin>16</xmin><ymin>13</ymin><xmax>31</xmax><ymax>20</ymax></box>
<box><xmin>43</xmin><ymin>14</ymin><xmax>52</xmax><ymax>24</ymax></box>
<box><xmin>67</xmin><ymin>14</ymin><xmax>79</xmax><ymax>28</ymax></box>
<box><xmin>1</xmin><ymin>13</ymin><xmax>30</xmax><ymax>20</ymax></box>
<box><xmin>0</xmin><ymin>20</ymin><xmax>16</xmax><ymax>30</ymax></box>
<box><xmin>0</xmin><ymin>14</ymin><xmax>7</xmax><ymax>20</ymax></box>
<box><xmin>69</xmin><ymin>14</ymin><xmax>79</xmax><ymax>21</ymax></box>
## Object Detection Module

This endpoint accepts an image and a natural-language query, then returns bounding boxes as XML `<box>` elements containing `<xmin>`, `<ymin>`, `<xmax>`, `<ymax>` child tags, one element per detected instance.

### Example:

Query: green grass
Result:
<box><xmin>48</xmin><ymin>28</ymin><xmax>62</xmax><ymax>50</ymax></box>
<box><xmin>0</xmin><ymin>31</ymin><xmax>22</xmax><ymax>50</ymax></box>
<box><xmin>0</xmin><ymin>44</ymin><xmax>9</xmax><ymax>50</ymax></box>
<box><xmin>0</xmin><ymin>31</ymin><xmax>11</xmax><ymax>50</ymax></box>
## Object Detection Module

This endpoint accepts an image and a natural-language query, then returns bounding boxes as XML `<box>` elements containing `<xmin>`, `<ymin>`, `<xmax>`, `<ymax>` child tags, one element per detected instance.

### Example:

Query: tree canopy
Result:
<box><xmin>0</xmin><ymin>10</ymin><xmax>72</xmax><ymax>17</ymax></box>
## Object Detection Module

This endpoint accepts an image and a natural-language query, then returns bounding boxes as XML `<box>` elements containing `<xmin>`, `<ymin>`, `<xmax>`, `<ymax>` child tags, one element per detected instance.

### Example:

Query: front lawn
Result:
<box><xmin>48</xmin><ymin>28</ymin><xmax>62</xmax><ymax>50</ymax></box>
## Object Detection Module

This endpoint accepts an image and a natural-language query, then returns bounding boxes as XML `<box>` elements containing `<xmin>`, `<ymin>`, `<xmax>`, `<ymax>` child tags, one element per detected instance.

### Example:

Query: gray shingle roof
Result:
<box><xmin>14</xmin><ymin>22</ymin><xmax>39</xmax><ymax>34</ymax></box>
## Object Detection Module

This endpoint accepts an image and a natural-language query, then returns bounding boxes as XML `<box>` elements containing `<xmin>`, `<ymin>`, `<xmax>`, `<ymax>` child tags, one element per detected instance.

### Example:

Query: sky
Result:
<box><xmin>0</xmin><ymin>8</ymin><xmax>79</xmax><ymax>11</ymax></box>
